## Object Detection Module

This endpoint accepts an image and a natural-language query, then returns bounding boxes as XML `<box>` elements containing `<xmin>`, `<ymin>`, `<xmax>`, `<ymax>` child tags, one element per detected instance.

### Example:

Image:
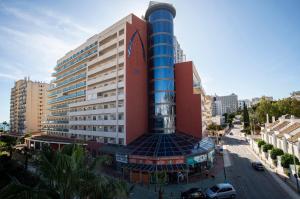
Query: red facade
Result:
<box><xmin>175</xmin><ymin>61</ymin><xmax>202</xmax><ymax>139</ymax></box>
<box><xmin>125</xmin><ymin>15</ymin><xmax>148</xmax><ymax>144</ymax></box>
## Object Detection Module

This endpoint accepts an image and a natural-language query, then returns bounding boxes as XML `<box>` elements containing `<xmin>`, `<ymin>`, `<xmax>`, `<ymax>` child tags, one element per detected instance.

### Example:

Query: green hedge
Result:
<box><xmin>262</xmin><ymin>144</ymin><xmax>273</xmax><ymax>152</ymax></box>
<box><xmin>258</xmin><ymin>140</ymin><xmax>266</xmax><ymax>148</ymax></box>
<box><xmin>270</xmin><ymin>148</ymin><xmax>284</xmax><ymax>160</ymax></box>
<box><xmin>281</xmin><ymin>153</ymin><xmax>300</xmax><ymax>169</ymax></box>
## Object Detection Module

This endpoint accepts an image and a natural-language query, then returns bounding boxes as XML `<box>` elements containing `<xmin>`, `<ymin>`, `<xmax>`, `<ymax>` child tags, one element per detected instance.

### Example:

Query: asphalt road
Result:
<box><xmin>223</xmin><ymin>127</ymin><xmax>291</xmax><ymax>199</ymax></box>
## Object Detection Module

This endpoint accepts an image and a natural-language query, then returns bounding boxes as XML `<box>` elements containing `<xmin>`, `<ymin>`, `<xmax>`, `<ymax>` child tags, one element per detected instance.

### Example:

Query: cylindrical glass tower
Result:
<box><xmin>145</xmin><ymin>3</ymin><xmax>176</xmax><ymax>134</ymax></box>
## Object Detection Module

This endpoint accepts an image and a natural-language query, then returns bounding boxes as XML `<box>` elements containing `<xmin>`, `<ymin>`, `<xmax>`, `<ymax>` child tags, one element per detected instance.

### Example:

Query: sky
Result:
<box><xmin>0</xmin><ymin>0</ymin><xmax>300</xmax><ymax>122</ymax></box>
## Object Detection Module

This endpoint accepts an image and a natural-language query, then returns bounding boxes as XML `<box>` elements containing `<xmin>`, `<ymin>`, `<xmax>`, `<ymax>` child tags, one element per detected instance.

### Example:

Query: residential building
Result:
<box><xmin>174</xmin><ymin>36</ymin><xmax>186</xmax><ymax>63</ymax></box>
<box><xmin>31</xmin><ymin>1</ymin><xmax>214</xmax><ymax>184</ymax></box>
<box><xmin>10</xmin><ymin>77</ymin><xmax>49</xmax><ymax>134</ymax></box>
<box><xmin>45</xmin><ymin>14</ymin><xmax>147</xmax><ymax>146</ymax></box>
<box><xmin>203</xmin><ymin>95</ymin><xmax>213</xmax><ymax>128</ymax></box>
<box><xmin>212</xmin><ymin>93</ymin><xmax>238</xmax><ymax>116</ymax></box>
<box><xmin>291</xmin><ymin>91</ymin><xmax>300</xmax><ymax>101</ymax></box>
<box><xmin>251</xmin><ymin>96</ymin><xmax>273</xmax><ymax>106</ymax></box>
<box><xmin>238</xmin><ymin>99</ymin><xmax>251</xmax><ymax>110</ymax></box>
<box><xmin>261</xmin><ymin>115</ymin><xmax>300</xmax><ymax>159</ymax></box>
<box><xmin>211</xmin><ymin>115</ymin><xmax>225</xmax><ymax>126</ymax></box>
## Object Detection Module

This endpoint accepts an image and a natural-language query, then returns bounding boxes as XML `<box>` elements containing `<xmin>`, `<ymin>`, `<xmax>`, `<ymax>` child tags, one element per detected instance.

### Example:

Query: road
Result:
<box><xmin>223</xmin><ymin>126</ymin><xmax>293</xmax><ymax>199</ymax></box>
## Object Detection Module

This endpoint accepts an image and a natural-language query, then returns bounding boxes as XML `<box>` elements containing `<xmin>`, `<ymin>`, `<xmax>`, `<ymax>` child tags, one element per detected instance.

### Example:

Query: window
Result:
<box><xmin>119</xmin><ymin>29</ymin><xmax>124</xmax><ymax>35</ymax></box>
<box><xmin>93</xmin><ymin>116</ymin><xmax>96</xmax><ymax>120</ymax></box>
<box><xmin>118</xmin><ymin>138</ymin><xmax>124</xmax><ymax>145</ymax></box>
<box><xmin>93</xmin><ymin>126</ymin><xmax>96</xmax><ymax>131</ymax></box>
<box><xmin>118</xmin><ymin>126</ymin><xmax>124</xmax><ymax>133</ymax></box>
<box><xmin>118</xmin><ymin>113</ymin><xmax>124</xmax><ymax>120</ymax></box>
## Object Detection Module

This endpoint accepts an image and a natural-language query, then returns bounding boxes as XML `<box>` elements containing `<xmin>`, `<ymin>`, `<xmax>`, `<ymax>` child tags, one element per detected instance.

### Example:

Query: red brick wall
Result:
<box><xmin>175</xmin><ymin>61</ymin><xmax>202</xmax><ymax>139</ymax></box>
<box><xmin>125</xmin><ymin>15</ymin><xmax>148</xmax><ymax>144</ymax></box>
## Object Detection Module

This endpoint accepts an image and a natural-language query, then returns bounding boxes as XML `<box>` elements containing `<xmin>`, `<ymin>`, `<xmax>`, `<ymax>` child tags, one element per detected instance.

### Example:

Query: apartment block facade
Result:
<box><xmin>10</xmin><ymin>77</ymin><xmax>49</xmax><ymax>134</ymax></box>
<box><xmin>212</xmin><ymin>93</ymin><xmax>238</xmax><ymax>116</ymax></box>
<box><xmin>45</xmin><ymin>14</ymin><xmax>148</xmax><ymax>145</ymax></box>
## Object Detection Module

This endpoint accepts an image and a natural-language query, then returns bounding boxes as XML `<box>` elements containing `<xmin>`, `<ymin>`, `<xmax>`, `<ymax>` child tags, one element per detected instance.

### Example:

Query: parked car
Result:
<box><xmin>181</xmin><ymin>187</ymin><xmax>205</xmax><ymax>199</ymax></box>
<box><xmin>252</xmin><ymin>161</ymin><xmax>264</xmax><ymax>171</ymax></box>
<box><xmin>205</xmin><ymin>183</ymin><xmax>236</xmax><ymax>199</ymax></box>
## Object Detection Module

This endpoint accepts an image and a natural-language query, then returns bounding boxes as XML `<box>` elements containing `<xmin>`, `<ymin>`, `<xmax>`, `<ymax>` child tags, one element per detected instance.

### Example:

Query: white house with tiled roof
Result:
<box><xmin>261</xmin><ymin>115</ymin><xmax>300</xmax><ymax>159</ymax></box>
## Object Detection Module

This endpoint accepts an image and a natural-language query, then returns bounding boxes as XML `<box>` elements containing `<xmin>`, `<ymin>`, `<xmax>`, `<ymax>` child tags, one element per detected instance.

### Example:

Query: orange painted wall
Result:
<box><xmin>175</xmin><ymin>61</ymin><xmax>202</xmax><ymax>139</ymax></box>
<box><xmin>125</xmin><ymin>15</ymin><xmax>148</xmax><ymax>144</ymax></box>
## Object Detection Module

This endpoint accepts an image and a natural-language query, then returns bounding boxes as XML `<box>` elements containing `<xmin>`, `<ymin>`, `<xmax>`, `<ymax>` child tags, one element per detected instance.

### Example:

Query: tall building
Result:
<box><xmin>45</xmin><ymin>14</ymin><xmax>148</xmax><ymax>145</ymax></box>
<box><xmin>10</xmin><ymin>77</ymin><xmax>49</xmax><ymax>134</ymax></box>
<box><xmin>34</xmin><ymin>1</ymin><xmax>214</xmax><ymax>184</ymax></box>
<box><xmin>212</xmin><ymin>93</ymin><xmax>238</xmax><ymax>116</ymax></box>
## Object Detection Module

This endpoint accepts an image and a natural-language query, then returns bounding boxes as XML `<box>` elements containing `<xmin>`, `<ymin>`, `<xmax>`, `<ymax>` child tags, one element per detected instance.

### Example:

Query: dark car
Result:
<box><xmin>252</xmin><ymin>161</ymin><xmax>264</xmax><ymax>171</ymax></box>
<box><xmin>181</xmin><ymin>187</ymin><xmax>205</xmax><ymax>199</ymax></box>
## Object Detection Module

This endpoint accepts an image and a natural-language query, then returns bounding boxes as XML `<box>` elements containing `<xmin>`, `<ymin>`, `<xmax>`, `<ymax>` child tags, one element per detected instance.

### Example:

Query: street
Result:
<box><xmin>223</xmin><ymin>126</ymin><xmax>293</xmax><ymax>199</ymax></box>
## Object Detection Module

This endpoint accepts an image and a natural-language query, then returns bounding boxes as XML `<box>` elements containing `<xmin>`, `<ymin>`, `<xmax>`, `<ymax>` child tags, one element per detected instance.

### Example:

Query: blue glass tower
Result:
<box><xmin>145</xmin><ymin>2</ymin><xmax>176</xmax><ymax>134</ymax></box>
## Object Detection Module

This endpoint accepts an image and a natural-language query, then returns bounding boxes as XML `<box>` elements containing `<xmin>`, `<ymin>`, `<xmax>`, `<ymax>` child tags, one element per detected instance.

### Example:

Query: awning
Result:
<box><xmin>120</xmin><ymin>163</ymin><xmax>187</xmax><ymax>172</ymax></box>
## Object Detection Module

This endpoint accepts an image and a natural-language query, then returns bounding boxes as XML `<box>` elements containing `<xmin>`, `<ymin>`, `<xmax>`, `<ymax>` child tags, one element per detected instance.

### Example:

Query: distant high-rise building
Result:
<box><xmin>212</xmin><ymin>93</ymin><xmax>238</xmax><ymax>116</ymax></box>
<box><xmin>10</xmin><ymin>77</ymin><xmax>49</xmax><ymax>134</ymax></box>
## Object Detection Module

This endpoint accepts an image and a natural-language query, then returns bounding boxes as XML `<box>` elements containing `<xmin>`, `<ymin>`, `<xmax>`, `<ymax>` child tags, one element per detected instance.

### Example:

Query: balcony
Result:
<box><xmin>48</xmin><ymin>73</ymin><xmax>86</xmax><ymax>91</ymax></box>
<box><xmin>69</xmin><ymin>94</ymin><xmax>124</xmax><ymax>107</ymax></box>
<box><xmin>56</xmin><ymin>42</ymin><xmax>97</xmax><ymax>68</ymax></box>
<box><xmin>53</xmin><ymin>49</ymin><xmax>97</xmax><ymax>76</ymax></box>
<box><xmin>48</xmin><ymin>90</ymin><xmax>86</xmax><ymax>104</ymax></box>
<box><xmin>69</xmin><ymin>107</ymin><xmax>124</xmax><ymax>116</ymax></box>
<box><xmin>86</xmin><ymin>82</ymin><xmax>124</xmax><ymax>95</ymax></box>
<box><xmin>69</xmin><ymin>119</ymin><xmax>124</xmax><ymax>126</ymax></box>
<box><xmin>69</xmin><ymin>129</ymin><xmax>125</xmax><ymax>138</ymax></box>
<box><xmin>87</xmin><ymin>70</ymin><xmax>124</xmax><ymax>86</ymax></box>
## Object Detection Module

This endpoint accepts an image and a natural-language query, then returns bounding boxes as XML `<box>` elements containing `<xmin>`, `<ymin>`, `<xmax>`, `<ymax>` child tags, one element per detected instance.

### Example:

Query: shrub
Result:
<box><xmin>262</xmin><ymin>144</ymin><xmax>273</xmax><ymax>153</ymax></box>
<box><xmin>258</xmin><ymin>140</ymin><xmax>266</xmax><ymax>148</ymax></box>
<box><xmin>281</xmin><ymin>153</ymin><xmax>300</xmax><ymax>169</ymax></box>
<box><xmin>270</xmin><ymin>148</ymin><xmax>284</xmax><ymax>160</ymax></box>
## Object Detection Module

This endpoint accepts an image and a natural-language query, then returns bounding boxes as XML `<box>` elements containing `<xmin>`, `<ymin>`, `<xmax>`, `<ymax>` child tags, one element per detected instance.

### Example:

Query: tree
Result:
<box><xmin>1</xmin><ymin>144</ymin><xmax>130</xmax><ymax>199</ymax></box>
<box><xmin>257</xmin><ymin>140</ymin><xmax>266</xmax><ymax>148</ymax></box>
<box><xmin>262</xmin><ymin>144</ymin><xmax>273</xmax><ymax>152</ymax></box>
<box><xmin>37</xmin><ymin>144</ymin><xmax>128</xmax><ymax>199</ymax></box>
<box><xmin>0</xmin><ymin>136</ymin><xmax>16</xmax><ymax>159</ymax></box>
<box><xmin>243</xmin><ymin>103</ymin><xmax>250</xmax><ymax>129</ymax></box>
<box><xmin>270</xmin><ymin>148</ymin><xmax>284</xmax><ymax>160</ymax></box>
<box><xmin>281</xmin><ymin>153</ymin><xmax>300</xmax><ymax>169</ymax></box>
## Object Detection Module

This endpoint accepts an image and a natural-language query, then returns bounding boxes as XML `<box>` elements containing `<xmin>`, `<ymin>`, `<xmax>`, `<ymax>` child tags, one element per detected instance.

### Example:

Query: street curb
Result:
<box><xmin>247</xmin><ymin>145</ymin><xmax>300</xmax><ymax>199</ymax></box>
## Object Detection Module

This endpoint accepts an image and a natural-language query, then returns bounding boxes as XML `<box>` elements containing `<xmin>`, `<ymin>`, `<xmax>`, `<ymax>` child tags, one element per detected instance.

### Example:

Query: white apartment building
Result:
<box><xmin>45</xmin><ymin>14</ymin><xmax>148</xmax><ymax>145</ymax></box>
<box><xmin>212</xmin><ymin>93</ymin><xmax>238</xmax><ymax>116</ymax></box>
<box><xmin>238</xmin><ymin>99</ymin><xmax>251</xmax><ymax>110</ymax></box>
<box><xmin>251</xmin><ymin>96</ymin><xmax>273</xmax><ymax>106</ymax></box>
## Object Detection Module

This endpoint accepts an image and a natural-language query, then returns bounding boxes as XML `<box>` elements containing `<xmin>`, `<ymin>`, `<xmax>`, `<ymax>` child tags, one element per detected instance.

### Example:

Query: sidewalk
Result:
<box><xmin>247</xmin><ymin>143</ymin><xmax>300</xmax><ymax>199</ymax></box>
<box><xmin>130</xmin><ymin>153</ymin><xmax>225</xmax><ymax>199</ymax></box>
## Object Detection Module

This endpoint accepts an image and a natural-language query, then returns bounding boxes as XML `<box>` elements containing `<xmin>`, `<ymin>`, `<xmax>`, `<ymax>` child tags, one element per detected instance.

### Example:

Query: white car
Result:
<box><xmin>205</xmin><ymin>183</ymin><xmax>236</xmax><ymax>199</ymax></box>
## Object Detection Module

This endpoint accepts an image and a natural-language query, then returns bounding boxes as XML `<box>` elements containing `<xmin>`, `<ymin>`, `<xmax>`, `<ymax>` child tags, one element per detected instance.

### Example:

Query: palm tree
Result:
<box><xmin>37</xmin><ymin>144</ymin><xmax>129</xmax><ymax>199</ymax></box>
<box><xmin>0</xmin><ymin>144</ymin><xmax>129</xmax><ymax>199</ymax></box>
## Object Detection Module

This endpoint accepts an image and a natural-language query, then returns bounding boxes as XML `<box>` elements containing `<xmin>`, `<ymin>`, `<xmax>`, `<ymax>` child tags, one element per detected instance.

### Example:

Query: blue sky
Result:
<box><xmin>0</xmin><ymin>0</ymin><xmax>300</xmax><ymax>122</ymax></box>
